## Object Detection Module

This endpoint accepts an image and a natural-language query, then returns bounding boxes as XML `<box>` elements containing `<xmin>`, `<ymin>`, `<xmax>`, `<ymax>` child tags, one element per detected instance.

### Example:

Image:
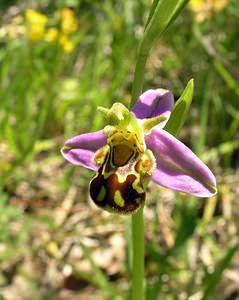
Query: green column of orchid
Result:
<box><xmin>129</xmin><ymin>1</ymin><xmax>189</xmax><ymax>300</ymax></box>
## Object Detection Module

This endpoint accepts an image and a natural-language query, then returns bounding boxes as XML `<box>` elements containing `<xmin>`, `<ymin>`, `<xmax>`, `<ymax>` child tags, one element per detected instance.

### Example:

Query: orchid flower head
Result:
<box><xmin>61</xmin><ymin>89</ymin><xmax>217</xmax><ymax>214</ymax></box>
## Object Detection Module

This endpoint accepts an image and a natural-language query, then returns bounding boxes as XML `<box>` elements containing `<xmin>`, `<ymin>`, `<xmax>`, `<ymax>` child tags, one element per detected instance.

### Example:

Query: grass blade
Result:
<box><xmin>203</xmin><ymin>244</ymin><xmax>239</xmax><ymax>300</ymax></box>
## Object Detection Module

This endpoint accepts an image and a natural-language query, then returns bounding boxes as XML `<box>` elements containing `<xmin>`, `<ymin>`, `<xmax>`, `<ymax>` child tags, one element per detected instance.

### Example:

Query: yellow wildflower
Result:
<box><xmin>45</xmin><ymin>27</ymin><xmax>59</xmax><ymax>43</ymax></box>
<box><xmin>46</xmin><ymin>241</ymin><xmax>59</xmax><ymax>257</ymax></box>
<box><xmin>189</xmin><ymin>0</ymin><xmax>228</xmax><ymax>22</ymax></box>
<box><xmin>60</xmin><ymin>8</ymin><xmax>78</xmax><ymax>34</ymax></box>
<box><xmin>59</xmin><ymin>34</ymin><xmax>74</xmax><ymax>52</ymax></box>
<box><xmin>25</xmin><ymin>9</ymin><xmax>47</xmax><ymax>42</ymax></box>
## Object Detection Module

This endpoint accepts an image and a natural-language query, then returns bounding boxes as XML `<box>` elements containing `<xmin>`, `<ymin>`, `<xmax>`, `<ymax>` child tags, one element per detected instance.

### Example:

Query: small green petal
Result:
<box><xmin>142</xmin><ymin>115</ymin><xmax>167</xmax><ymax>134</ymax></box>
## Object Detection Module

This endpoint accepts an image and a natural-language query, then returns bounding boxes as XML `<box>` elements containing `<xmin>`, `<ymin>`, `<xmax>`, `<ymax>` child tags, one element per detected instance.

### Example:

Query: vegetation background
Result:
<box><xmin>0</xmin><ymin>0</ymin><xmax>238</xmax><ymax>299</ymax></box>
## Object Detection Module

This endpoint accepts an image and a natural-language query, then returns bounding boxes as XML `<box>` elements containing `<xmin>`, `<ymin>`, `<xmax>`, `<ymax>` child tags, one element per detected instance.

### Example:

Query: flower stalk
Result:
<box><xmin>130</xmin><ymin>33</ymin><xmax>147</xmax><ymax>300</ymax></box>
<box><xmin>130</xmin><ymin>1</ymin><xmax>191</xmax><ymax>299</ymax></box>
<box><xmin>131</xmin><ymin>207</ymin><xmax>145</xmax><ymax>300</ymax></box>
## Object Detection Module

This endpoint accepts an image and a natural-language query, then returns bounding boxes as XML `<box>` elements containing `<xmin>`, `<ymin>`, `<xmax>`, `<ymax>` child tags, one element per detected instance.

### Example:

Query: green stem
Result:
<box><xmin>131</xmin><ymin>207</ymin><xmax>145</xmax><ymax>300</ymax></box>
<box><xmin>129</xmin><ymin>16</ymin><xmax>149</xmax><ymax>300</ymax></box>
<box><xmin>129</xmin><ymin>2</ymin><xmax>189</xmax><ymax>298</ymax></box>
<box><xmin>131</xmin><ymin>43</ymin><xmax>148</xmax><ymax>105</ymax></box>
<box><xmin>130</xmin><ymin>29</ymin><xmax>148</xmax><ymax>300</ymax></box>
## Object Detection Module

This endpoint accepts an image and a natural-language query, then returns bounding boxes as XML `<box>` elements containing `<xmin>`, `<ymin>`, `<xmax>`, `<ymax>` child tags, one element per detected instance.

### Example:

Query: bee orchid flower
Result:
<box><xmin>61</xmin><ymin>89</ymin><xmax>217</xmax><ymax>214</ymax></box>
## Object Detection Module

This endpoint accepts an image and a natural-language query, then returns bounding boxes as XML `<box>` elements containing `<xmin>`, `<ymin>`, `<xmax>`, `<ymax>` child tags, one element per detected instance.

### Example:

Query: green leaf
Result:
<box><xmin>143</xmin><ymin>0</ymin><xmax>182</xmax><ymax>51</ymax></box>
<box><xmin>144</xmin><ymin>0</ymin><xmax>160</xmax><ymax>30</ymax></box>
<box><xmin>164</xmin><ymin>0</ymin><xmax>190</xmax><ymax>33</ymax></box>
<box><xmin>131</xmin><ymin>0</ymin><xmax>189</xmax><ymax>105</ymax></box>
<box><xmin>165</xmin><ymin>79</ymin><xmax>194</xmax><ymax>137</ymax></box>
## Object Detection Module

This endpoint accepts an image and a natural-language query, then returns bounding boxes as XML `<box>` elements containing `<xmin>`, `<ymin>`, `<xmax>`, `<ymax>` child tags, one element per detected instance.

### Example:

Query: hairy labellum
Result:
<box><xmin>90</xmin><ymin>128</ymin><xmax>153</xmax><ymax>214</ymax></box>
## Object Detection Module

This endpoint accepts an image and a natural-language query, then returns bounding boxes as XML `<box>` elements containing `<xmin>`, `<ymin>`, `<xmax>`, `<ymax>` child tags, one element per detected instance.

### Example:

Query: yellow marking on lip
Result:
<box><xmin>114</xmin><ymin>190</ymin><xmax>125</xmax><ymax>207</ymax></box>
<box><xmin>97</xmin><ymin>186</ymin><xmax>106</xmax><ymax>202</ymax></box>
<box><xmin>132</xmin><ymin>178</ymin><xmax>144</xmax><ymax>194</ymax></box>
<box><xmin>93</xmin><ymin>145</ymin><xmax>110</xmax><ymax>165</ymax></box>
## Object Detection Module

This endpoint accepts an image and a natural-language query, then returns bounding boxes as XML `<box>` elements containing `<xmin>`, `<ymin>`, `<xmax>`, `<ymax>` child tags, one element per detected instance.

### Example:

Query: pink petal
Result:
<box><xmin>145</xmin><ymin>129</ymin><xmax>217</xmax><ymax>197</ymax></box>
<box><xmin>131</xmin><ymin>89</ymin><xmax>174</xmax><ymax>128</ymax></box>
<box><xmin>61</xmin><ymin>130</ymin><xmax>107</xmax><ymax>170</ymax></box>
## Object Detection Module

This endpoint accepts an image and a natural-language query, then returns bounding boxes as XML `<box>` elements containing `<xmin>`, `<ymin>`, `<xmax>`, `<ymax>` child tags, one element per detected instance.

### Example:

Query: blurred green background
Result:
<box><xmin>0</xmin><ymin>0</ymin><xmax>239</xmax><ymax>299</ymax></box>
